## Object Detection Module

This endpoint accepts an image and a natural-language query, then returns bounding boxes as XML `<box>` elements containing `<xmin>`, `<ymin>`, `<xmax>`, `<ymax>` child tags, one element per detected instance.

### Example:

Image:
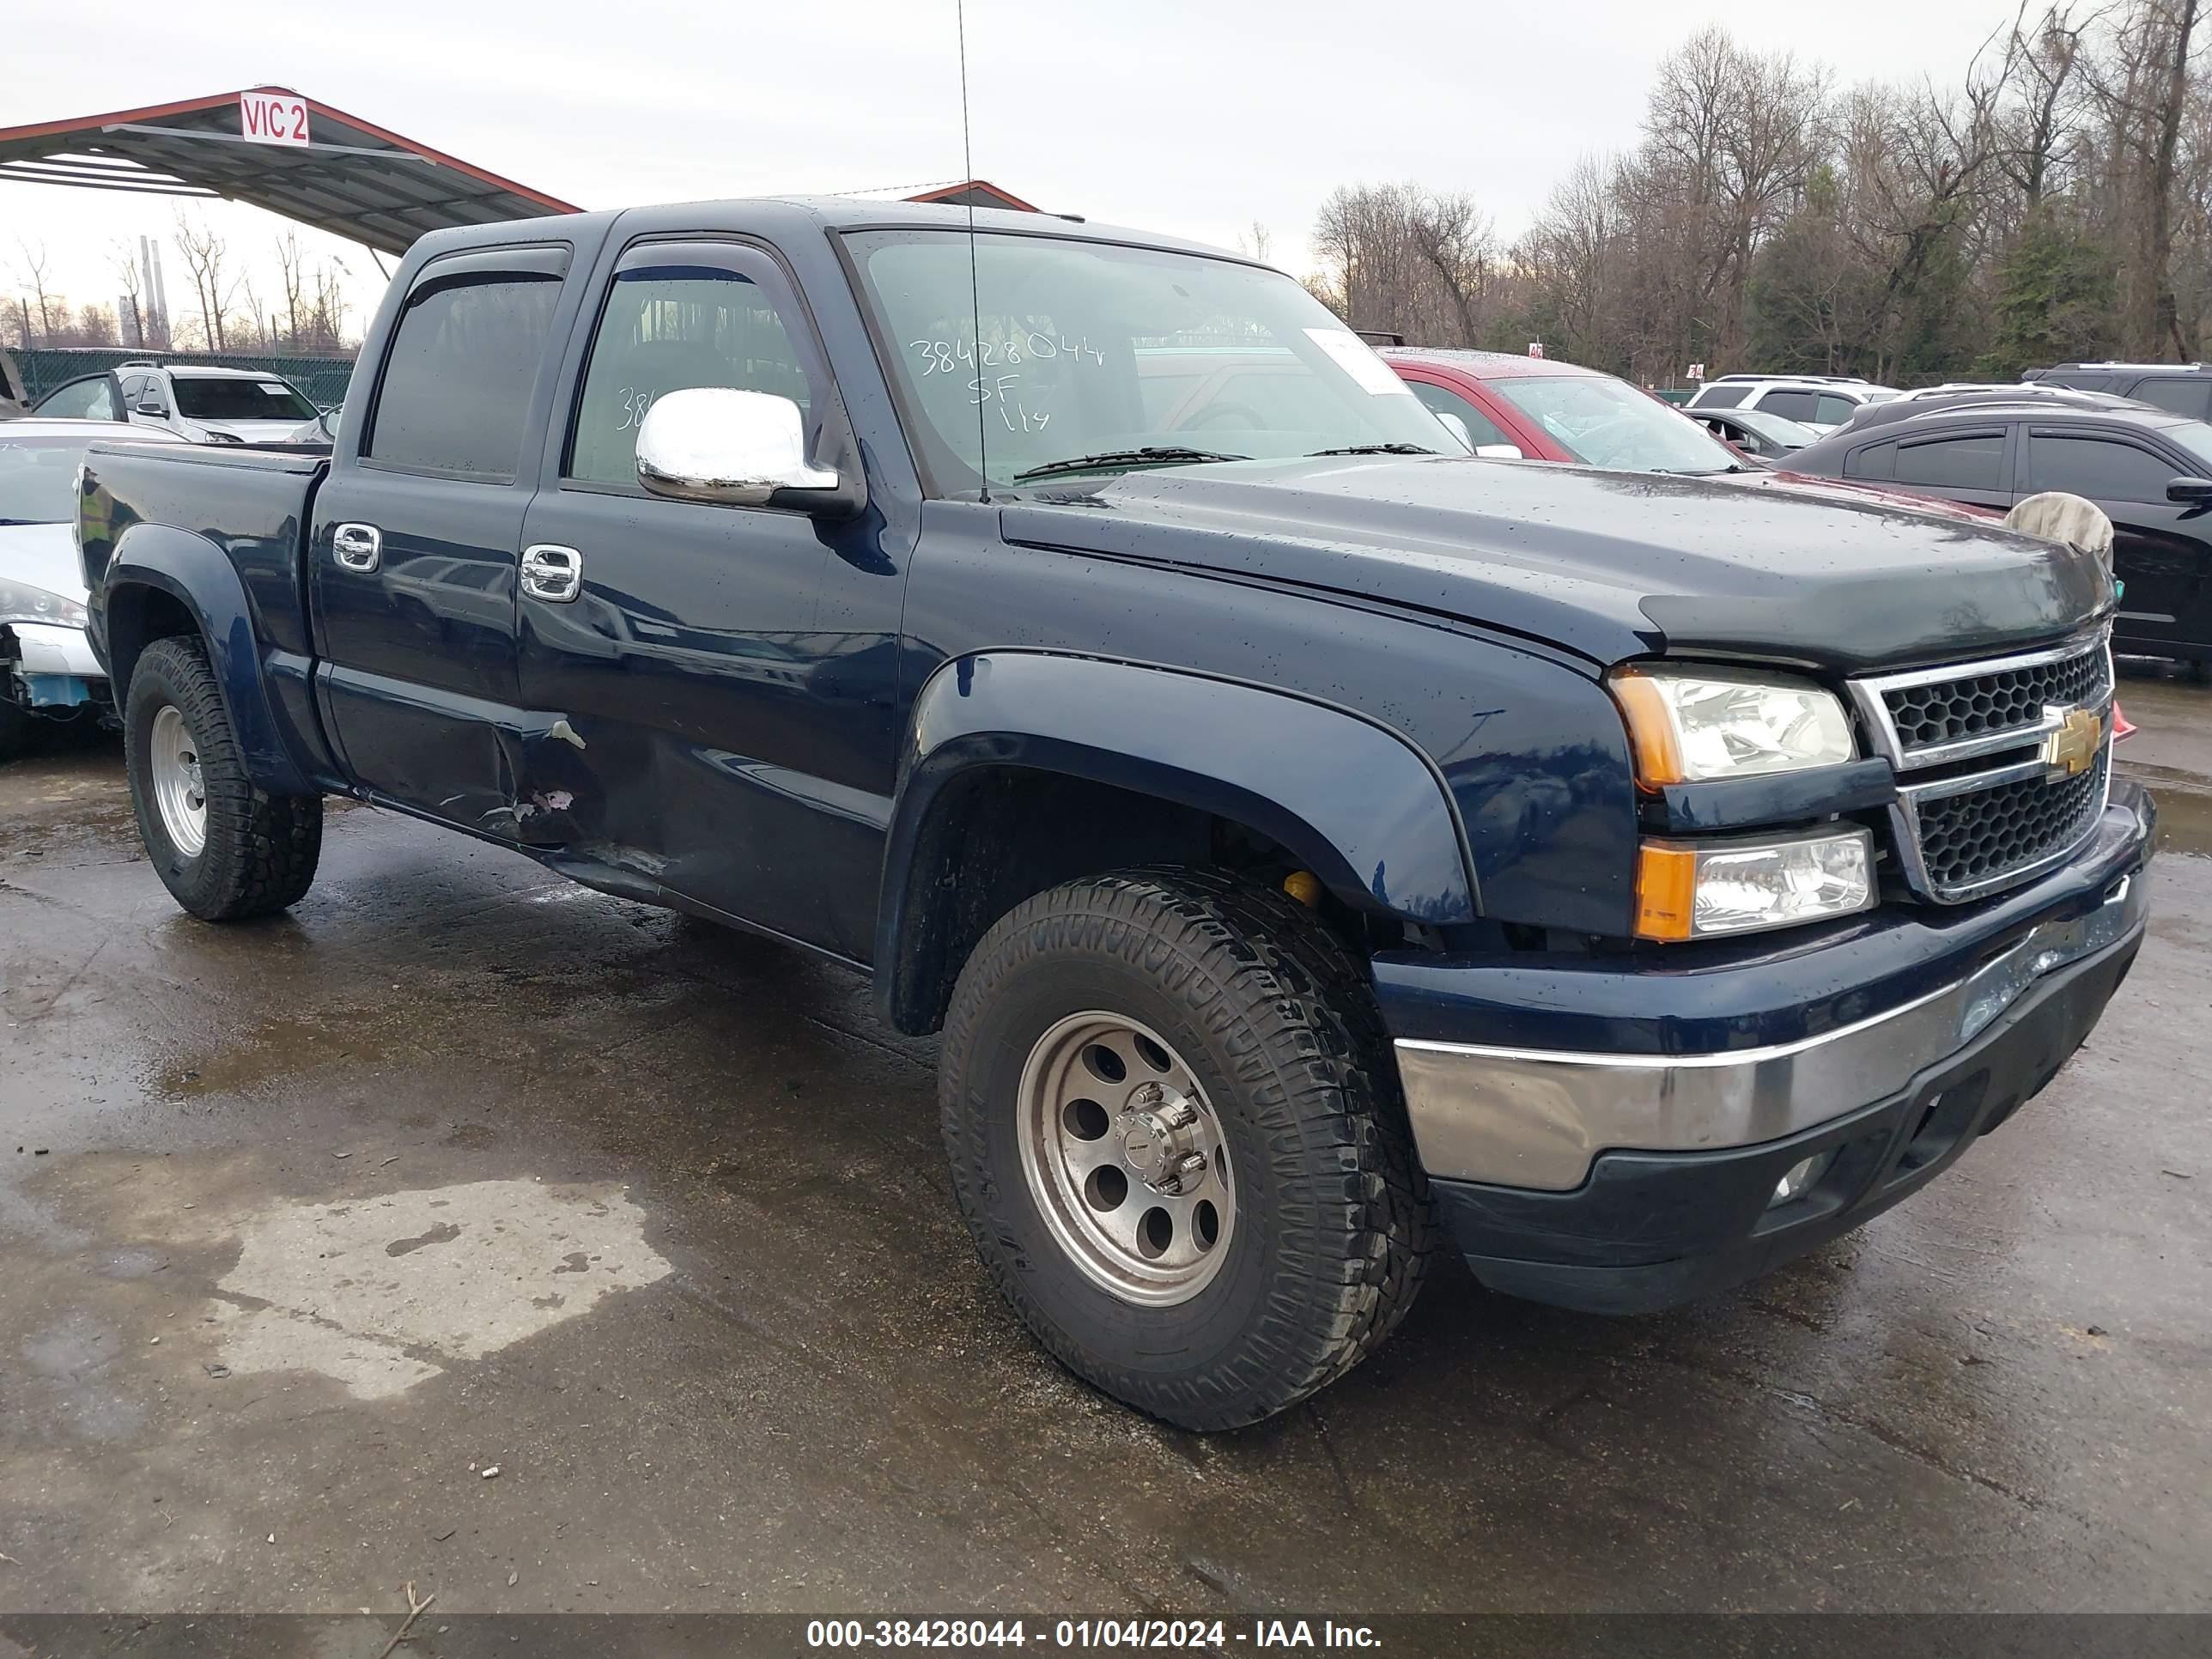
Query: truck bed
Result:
<box><xmin>82</xmin><ymin>441</ymin><xmax>331</xmax><ymax>666</ymax></box>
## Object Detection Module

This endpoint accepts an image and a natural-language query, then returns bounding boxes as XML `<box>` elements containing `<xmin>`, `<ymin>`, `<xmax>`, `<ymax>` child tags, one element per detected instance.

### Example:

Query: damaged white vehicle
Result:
<box><xmin>1</xmin><ymin>420</ymin><xmax>187</xmax><ymax>758</ymax></box>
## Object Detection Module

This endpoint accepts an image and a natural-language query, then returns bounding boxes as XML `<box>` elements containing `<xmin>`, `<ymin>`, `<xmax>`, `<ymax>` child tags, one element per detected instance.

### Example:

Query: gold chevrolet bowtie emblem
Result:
<box><xmin>2042</xmin><ymin>706</ymin><xmax>2105</xmax><ymax>777</ymax></box>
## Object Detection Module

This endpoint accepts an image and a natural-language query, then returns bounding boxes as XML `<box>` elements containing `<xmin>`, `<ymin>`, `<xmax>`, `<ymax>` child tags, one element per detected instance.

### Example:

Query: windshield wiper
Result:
<box><xmin>1012</xmin><ymin>446</ymin><xmax>1248</xmax><ymax>483</ymax></box>
<box><xmin>1305</xmin><ymin>442</ymin><xmax>1437</xmax><ymax>457</ymax></box>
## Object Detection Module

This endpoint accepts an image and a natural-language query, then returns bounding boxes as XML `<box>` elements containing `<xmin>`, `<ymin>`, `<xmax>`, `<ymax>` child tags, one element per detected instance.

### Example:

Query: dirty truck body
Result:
<box><xmin>79</xmin><ymin>199</ymin><xmax>2154</xmax><ymax>1430</ymax></box>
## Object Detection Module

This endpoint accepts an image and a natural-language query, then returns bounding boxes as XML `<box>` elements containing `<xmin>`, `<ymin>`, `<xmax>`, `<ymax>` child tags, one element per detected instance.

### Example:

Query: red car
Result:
<box><xmin>1382</xmin><ymin>348</ymin><xmax>2003</xmax><ymax>525</ymax></box>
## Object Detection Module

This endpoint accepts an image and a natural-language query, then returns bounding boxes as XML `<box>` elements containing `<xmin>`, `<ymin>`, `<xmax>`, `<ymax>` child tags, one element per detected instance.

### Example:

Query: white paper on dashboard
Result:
<box><xmin>1304</xmin><ymin>328</ymin><xmax>1416</xmax><ymax>396</ymax></box>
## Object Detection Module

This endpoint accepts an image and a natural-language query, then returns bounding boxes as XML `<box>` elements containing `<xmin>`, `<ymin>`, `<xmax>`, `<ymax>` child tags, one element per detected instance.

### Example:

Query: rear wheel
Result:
<box><xmin>939</xmin><ymin>868</ymin><xmax>1433</xmax><ymax>1431</ymax></box>
<box><xmin>125</xmin><ymin>636</ymin><xmax>322</xmax><ymax>921</ymax></box>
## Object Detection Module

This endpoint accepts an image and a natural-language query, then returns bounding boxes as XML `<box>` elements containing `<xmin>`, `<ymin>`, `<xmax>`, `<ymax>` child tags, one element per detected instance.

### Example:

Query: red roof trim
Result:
<box><xmin>0</xmin><ymin>88</ymin><xmax>580</xmax><ymax>215</ymax></box>
<box><xmin>905</xmin><ymin>179</ymin><xmax>1040</xmax><ymax>213</ymax></box>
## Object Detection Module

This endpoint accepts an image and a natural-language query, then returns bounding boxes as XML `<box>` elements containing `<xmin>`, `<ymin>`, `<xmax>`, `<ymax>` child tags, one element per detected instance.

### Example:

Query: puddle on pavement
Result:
<box><xmin>2123</xmin><ymin>761</ymin><xmax>2212</xmax><ymax>860</ymax></box>
<box><xmin>208</xmin><ymin>1178</ymin><xmax>671</xmax><ymax>1399</ymax></box>
<box><xmin>152</xmin><ymin>1012</ymin><xmax>408</xmax><ymax>1099</ymax></box>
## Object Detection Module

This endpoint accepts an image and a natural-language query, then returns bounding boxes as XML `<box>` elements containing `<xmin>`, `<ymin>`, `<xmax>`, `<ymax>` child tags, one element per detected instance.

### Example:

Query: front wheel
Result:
<box><xmin>125</xmin><ymin>635</ymin><xmax>323</xmax><ymax>921</ymax></box>
<box><xmin>939</xmin><ymin>869</ymin><xmax>1433</xmax><ymax>1431</ymax></box>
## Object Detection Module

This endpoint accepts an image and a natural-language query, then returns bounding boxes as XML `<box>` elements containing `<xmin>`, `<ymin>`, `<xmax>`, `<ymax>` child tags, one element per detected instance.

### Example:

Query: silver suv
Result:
<box><xmin>1686</xmin><ymin>374</ymin><xmax>1902</xmax><ymax>434</ymax></box>
<box><xmin>30</xmin><ymin>362</ymin><xmax>330</xmax><ymax>446</ymax></box>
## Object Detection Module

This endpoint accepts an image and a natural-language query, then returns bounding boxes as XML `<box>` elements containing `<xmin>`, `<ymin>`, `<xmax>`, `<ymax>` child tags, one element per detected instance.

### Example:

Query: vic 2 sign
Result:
<box><xmin>240</xmin><ymin>91</ymin><xmax>310</xmax><ymax>147</ymax></box>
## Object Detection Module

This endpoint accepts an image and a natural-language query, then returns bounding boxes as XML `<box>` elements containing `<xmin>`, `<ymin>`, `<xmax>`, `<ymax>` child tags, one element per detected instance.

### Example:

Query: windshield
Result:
<box><xmin>2158</xmin><ymin>419</ymin><xmax>2212</xmax><ymax>472</ymax></box>
<box><xmin>173</xmin><ymin>376</ymin><xmax>315</xmax><ymax>422</ymax></box>
<box><xmin>847</xmin><ymin>230</ymin><xmax>1457</xmax><ymax>490</ymax></box>
<box><xmin>1862</xmin><ymin>390</ymin><xmax>1902</xmax><ymax>405</ymax></box>
<box><xmin>0</xmin><ymin>435</ymin><xmax>91</xmax><ymax>524</ymax></box>
<box><xmin>1489</xmin><ymin>375</ymin><xmax>1738</xmax><ymax>472</ymax></box>
<box><xmin>1727</xmin><ymin>408</ymin><xmax>1819</xmax><ymax>446</ymax></box>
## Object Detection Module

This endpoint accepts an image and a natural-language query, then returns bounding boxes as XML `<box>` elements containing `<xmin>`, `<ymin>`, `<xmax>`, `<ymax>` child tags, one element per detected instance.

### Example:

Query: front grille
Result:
<box><xmin>1907</xmin><ymin>749</ymin><xmax>2109</xmax><ymax>900</ymax></box>
<box><xmin>1881</xmin><ymin>645</ymin><xmax>2110</xmax><ymax>757</ymax></box>
<box><xmin>1850</xmin><ymin>631</ymin><xmax>2115</xmax><ymax>904</ymax></box>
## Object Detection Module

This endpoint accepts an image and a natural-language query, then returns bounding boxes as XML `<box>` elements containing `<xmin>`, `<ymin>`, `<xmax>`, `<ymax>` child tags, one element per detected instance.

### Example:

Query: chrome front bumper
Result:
<box><xmin>1394</xmin><ymin>864</ymin><xmax>2148</xmax><ymax>1192</ymax></box>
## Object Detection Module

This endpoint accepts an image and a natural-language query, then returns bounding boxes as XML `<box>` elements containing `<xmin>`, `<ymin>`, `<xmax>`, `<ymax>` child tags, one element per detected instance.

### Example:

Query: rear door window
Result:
<box><xmin>1893</xmin><ymin>432</ymin><xmax>2006</xmax><ymax>490</ymax></box>
<box><xmin>1757</xmin><ymin>388</ymin><xmax>1819</xmax><ymax>422</ymax></box>
<box><xmin>367</xmin><ymin>269</ymin><xmax>562</xmax><ymax>480</ymax></box>
<box><xmin>1691</xmin><ymin>384</ymin><xmax>1749</xmax><ymax>409</ymax></box>
<box><xmin>2027</xmin><ymin>433</ymin><xmax>2179</xmax><ymax>503</ymax></box>
<box><xmin>1814</xmin><ymin>393</ymin><xmax>1857</xmax><ymax>426</ymax></box>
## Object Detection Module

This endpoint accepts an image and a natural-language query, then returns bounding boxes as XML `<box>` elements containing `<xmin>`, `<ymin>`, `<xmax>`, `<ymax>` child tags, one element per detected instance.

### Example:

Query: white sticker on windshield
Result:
<box><xmin>258</xmin><ymin>383</ymin><xmax>291</xmax><ymax>396</ymax></box>
<box><xmin>1304</xmin><ymin>328</ymin><xmax>1414</xmax><ymax>397</ymax></box>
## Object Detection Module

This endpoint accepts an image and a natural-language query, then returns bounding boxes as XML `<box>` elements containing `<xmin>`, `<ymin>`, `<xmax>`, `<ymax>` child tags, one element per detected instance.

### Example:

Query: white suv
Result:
<box><xmin>31</xmin><ymin>362</ymin><xmax>330</xmax><ymax>446</ymax></box>
<box><xmin>1686</xmin><ymin>374</ymin><xmax>1901</xmax><ymax>434</ymax></box>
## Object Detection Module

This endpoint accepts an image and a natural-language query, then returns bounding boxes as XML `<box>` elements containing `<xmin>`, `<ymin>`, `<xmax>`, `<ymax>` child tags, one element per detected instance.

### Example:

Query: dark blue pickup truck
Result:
<box><xmin>77</xmin><ymin>199</ymin><xmax>2153</xmax><ymax>1430</ymax></box>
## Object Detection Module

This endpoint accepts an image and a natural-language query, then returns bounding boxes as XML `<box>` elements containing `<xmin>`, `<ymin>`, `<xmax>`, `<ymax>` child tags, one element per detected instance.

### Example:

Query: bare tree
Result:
<box><xmin>1311</xmin><ymin>184</ymin><xmax>1501</xmax><ymax>345</ymax></box>
<box><xmin>109</xmin><ymin>239</ymin><xmax>149</xmax><ymax>348</ymax></box>
<box><xmin>172</xmin><ymin>212</ymin><xmax>236</xmax><ymax>351</ymax></box>
<box><xmin>307</xmin><ymin>262</ymin><xmax>351</xmax><ymax>353</ymax></box>
<box><xmin>1407</xmin><ymin>193</ymin><xmax>1494</xmax><ymax>345</ymax></box>
<box><xmin>274</xmin><ymin>230</ymin><xmax>307</xmax><ymax>346</ymax></box>
<box><xmin>2087</xmin><ymin>0</ymin><xmax>2208</xmax><ymax>354</ymax></box>
<box><xmin>1988</xmin><ymin>3</ymin><xmax>2099</xmax><ymax>208</ymax></box>
<box><xmin>9</xmin><ymin>240</ymin><xmax>59</xmax><ymax>344</ymax></box>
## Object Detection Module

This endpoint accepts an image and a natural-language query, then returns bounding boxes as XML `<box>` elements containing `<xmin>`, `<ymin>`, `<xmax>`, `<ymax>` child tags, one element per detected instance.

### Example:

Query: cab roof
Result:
<box><xmin>405</xmin><ymin>197</ymin><xmax>1255</xmax><ymax>267</ymax></box>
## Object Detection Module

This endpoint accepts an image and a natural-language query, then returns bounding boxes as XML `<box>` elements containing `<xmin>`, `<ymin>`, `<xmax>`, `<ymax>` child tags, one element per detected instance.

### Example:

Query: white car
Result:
<box><xmin>0</xmin><ymin>419</ymin><xmax>189</xmax><ymax>757</ymax></box>
<box><xmin>1685</xmin><ymin>374</ymin><xmax>1903</xmax><ymax>434</ymax></box>
<box><xmin>31</xmin><ymin>361</ymin><xmax>330</xmax><ymax>447</ymax></box>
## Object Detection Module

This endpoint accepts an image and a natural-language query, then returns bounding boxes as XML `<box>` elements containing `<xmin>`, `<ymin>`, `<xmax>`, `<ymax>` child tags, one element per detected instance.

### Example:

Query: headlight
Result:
<box><xmin>0</xmin><ymin>576</ymin><xmax>88</xmax><ymax>631</ymax></box>
<box><xmin>1635</xmin><ymin>826</ymin><xmax>1875</xmax><ymax>940</ymax></box>
<box><xmin>1612</xmin><ymin>665</ymin><xmax>1855</xmax><ymax>786</ymax></box>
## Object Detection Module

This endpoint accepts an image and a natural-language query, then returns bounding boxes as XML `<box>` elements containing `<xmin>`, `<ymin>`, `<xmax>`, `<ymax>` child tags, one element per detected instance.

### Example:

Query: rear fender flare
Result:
<box><xmin>101</xmin><ymin>522</ymin><xmax>312</xmax><ymax>797</ymax></box>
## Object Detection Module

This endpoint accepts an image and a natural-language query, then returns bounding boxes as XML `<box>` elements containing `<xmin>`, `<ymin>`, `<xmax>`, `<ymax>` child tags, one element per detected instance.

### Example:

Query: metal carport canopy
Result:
<box><xmin>0</xmin><ymin>88</ymin><xmax>580</xmax><ymax>254</ymax></box>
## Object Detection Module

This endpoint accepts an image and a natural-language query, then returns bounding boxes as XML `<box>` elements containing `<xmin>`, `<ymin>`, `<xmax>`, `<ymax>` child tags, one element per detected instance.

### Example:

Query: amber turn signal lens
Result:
<box><xmin>1634</xmin><ymin>843</ymin><xmax>1698</xmax><ymax>941</ymax></box>
<box><xmin>1611</xmin><ymin>672</ymin><xmax>1687</xmax><ymax>791</ymax></box>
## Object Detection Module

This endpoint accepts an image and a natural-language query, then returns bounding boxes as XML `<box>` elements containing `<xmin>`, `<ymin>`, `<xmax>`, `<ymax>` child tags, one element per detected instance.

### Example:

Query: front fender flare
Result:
<box><xmin>877</xmin><ymin>652</ymin><xmax>1479</xmax><ymax>1021</ymax></box>
<box><xmin>100</xmin><ymin>522</ymin><xmax>312</xmax><ymax>797</ymax></box>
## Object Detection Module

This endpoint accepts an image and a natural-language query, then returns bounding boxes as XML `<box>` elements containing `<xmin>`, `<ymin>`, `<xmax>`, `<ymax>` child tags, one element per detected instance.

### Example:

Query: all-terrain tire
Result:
<box><xmin>939</xmin><ymin>866</ymin><xmax>1435</xmax><ymax>1431</ymax></box>
<box><xmin>124</xmin><ymin>635</ymin><xmax>322</xmax><ymax>921</ymax></box>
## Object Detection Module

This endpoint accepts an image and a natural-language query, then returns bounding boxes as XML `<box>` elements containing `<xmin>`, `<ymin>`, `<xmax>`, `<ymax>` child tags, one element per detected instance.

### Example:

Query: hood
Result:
<box><xmin>189</xmin><ymin>419</ymin><xmax>315</xmax><ymax>445</ymax></box>
<box><xmin>1729</xmin><ymin>468</ymin><xmax>2004</xmax><ymax>524</ymax></box>
<box><xmin>998</xmin><ymin>456</ymin><xmax>2108</xmax><ymax>674</ymax></box>
<box><xmin>0</xmin><ymin>520</ymin><xmax>88</xmax><ymax>606</ymax></box>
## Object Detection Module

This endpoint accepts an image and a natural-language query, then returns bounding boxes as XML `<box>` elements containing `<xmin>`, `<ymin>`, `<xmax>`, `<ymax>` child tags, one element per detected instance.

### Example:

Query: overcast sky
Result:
<box><xmin>5</xmin><ymin>0</ymin><xmax>2015</xmax><ymax>338</ymax></box>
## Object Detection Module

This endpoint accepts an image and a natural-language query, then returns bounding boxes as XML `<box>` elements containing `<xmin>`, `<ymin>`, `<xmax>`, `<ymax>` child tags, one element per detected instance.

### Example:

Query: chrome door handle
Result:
<box><xmin>520</xmin><ymin>543</ymin><xmax>583</xmax><ymax>604</ymax></box>
<box><xmin>332</xmin><ymin>522</ymin><xmax>381</xmax><ymax>573</ymax></box>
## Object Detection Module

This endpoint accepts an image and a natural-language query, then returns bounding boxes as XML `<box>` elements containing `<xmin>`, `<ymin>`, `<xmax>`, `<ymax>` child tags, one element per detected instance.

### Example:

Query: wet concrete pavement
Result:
<box><xmin>2</xmin><ymin>667</ymin><xmax>2208</xmax><ymax>1620</ymax></box>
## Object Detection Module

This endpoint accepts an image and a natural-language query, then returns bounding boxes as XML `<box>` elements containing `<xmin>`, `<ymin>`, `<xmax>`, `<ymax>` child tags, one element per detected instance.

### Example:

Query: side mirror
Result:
<box><xmin>1474</xmin><ymin>443</ymin><xmax>1524</xmax><ymax>460</ymax></box>
<box><xmin>636</xmin><ymin>387</ymin><xmax>841</xmax><ymax>508</ymax></box>
<box><xmin>1433</xmin><ymin>411</ymin><xmax>1474</xmax><ymax>452</ymax></box>
<box><xmin>134</xmin><ymin>395</ymin><xmax>167</xmax><ymax>416</ymax></box>
<box><xmin>2166</xmin><ymin>476</ymin><xmax>2212</xmax><ymax>505</ymax></box>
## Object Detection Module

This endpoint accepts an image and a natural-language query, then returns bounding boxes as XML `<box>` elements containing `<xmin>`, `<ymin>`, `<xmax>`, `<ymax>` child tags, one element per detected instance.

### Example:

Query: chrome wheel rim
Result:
<box><xmin>1017</xmin><ymin>1011</ymin><xmax>1237</xmax><ymax>1306</ymax></box>
<box><xmin>149</xmin><ymin>704</ymin><xmax>208</xmax><ymax>858</ymax></box>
